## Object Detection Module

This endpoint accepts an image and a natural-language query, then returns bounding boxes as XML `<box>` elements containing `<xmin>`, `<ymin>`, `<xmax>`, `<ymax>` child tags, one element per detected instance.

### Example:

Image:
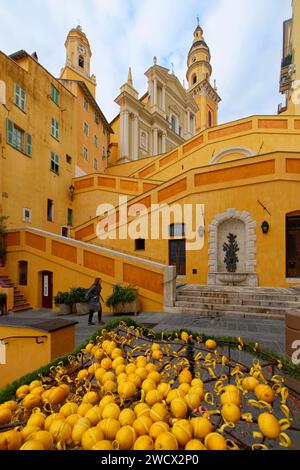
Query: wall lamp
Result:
<box><xmin>261</xmin><ymin>221</ymin><xmax>270</xmax><ymax>234</ymax></box>
<box><xmin>69</xmin><ymin>184</ymin><xmax>75</xmax><ymax>201</ymax></box>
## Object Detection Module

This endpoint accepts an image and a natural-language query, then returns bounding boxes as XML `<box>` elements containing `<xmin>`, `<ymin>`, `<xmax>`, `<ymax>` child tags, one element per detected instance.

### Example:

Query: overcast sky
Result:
<box><xmin>0</xmin><ymin>0</ymin><xmax>292</xmax><ymax>124</ymax></box>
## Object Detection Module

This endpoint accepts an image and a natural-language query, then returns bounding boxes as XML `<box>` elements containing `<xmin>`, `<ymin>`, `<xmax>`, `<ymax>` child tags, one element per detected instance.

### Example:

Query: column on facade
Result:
<box><xmin>153</xmin><ymin>128</ymin><xmax>158</xmax><ymax>156</ymax></box>
<box><xmin>148</xmin><ymin>79</ymin><xmax>154</xmax><ymax>106</ymax></box>
<box><xmin>187</xmin><ymin>110</ymin><xmax>191</xmax><ymax>134</ymax></box>
<box><xmin>132</xmin><ymin>114</ymin><xmax>139</xmax><ymax>161</ymax></box>
<box><xmin>120</xmin><ymin>110</ymin><xmax>129</xmax><ymax>159</ymax></box>
<box><xmin>162</xmin><ymin>86</ymin><xmax>166</xmax><ymax>111</ymax></box>
<box><xmin>153</xmin><ymin>78</ymin><xmax>158</xmax><ymax>106</ymax></box>
<box><xmin>162</xmin><ymin>132</ymin><xmax>167</xmax><ymax>154</ymax></box>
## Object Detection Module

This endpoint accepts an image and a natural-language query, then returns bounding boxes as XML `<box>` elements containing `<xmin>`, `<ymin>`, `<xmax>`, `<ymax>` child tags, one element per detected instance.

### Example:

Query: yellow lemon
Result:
<box><xmin>98</xmin><ymin>418</ymin><xmax>121</xmax><ymax>440</ymax></box>
<box><xmin>204</xmin><ymin>432</ymin><xmax>227</xmax><ymax>450</ymax></box>
<box><xmin>60</xmin><ymin>402</ymin><xmax>78</xmax><ymax>417</ymax></box>
<box><xmin>71</xmin><ymin>417</ymin><xmax>91</xmax><ymax>445</ymax></box>
<box><xmin>16</xmin><ymin>384</ymin><xmax>30</xmax><ymax>399</ymax></box>
<box><xmin>221</xmin><ymin>403</ymin><xmax>241</xmax><ymax>424</ymax></box>
<box><xmin>191</xmin><ymin>417</ymin><xmax>213</xmax><ymax>439</ymax></box>
<box><xmin>0</xmin><ymin>430</ymin><xmax>22</xmax><ymax>450</ymax></box>
<box><xmin>242</xmin><ymin>376</ymin><xmax>259</xmax><ymax>392</ymax></box>
<box><xmin>20</xmin><ymin>440</ymin><xmax>45</xmax><ymax>450</ymax></box>
<box><xmin>254</xmin><ymin>384</ymin><xmax>275</xmax><ymax>404</ymax></box>
<box><xmin>134</xmin><ymin>403</ymin><xmax>150</xmax><ymax>418</ymax></box>
<box><xmin>185</xmin><ymin>439</ymin><xmax>207</xmax><ymax>450</ymax></box>
<box><xmin>134</xmin><ymin>435</ymin><xmax>154</xmax><ymax>450</ymax></box>
<box><xmin>85</xmin><ymin>406</ymin><xmax>102</xmax><ymax>426</ymax></box>
<box><xmin>0</xmin><ymin>408</ymin><xmax>12</xmax><ymax>425</ymax></box>
<box><xmin>147</xmin><ymin>371</ymin><xmax>161</xmax><ymax>385</ymax></box>
<box><xmin>258</xmin><ymin>413</ymin><xmax>281</xmax><ymax>439</ymax></box>
<box><xmin>82</xmin><ymin>426</ymin><xmax>104</xmax><ymax>450</ymax></box>
<box><xmin>27</xmin><ymin>412</ymin><xmax>45</xmax><ymax>429</ymax></box>
<box><xmin>150</xmin><ymin>403</ymin><xmax>168</xmax><ymax>423</ymax></box>
<box><xmin>92</xmin><ymin>440</ymin><xmax>113</xmax><ymax>450</ymax></box>
<box><xmin>149</xmin><ymin>421</ymin><xmax>170</xmax><ymax>440</ymax></box>
<box><xmin>155</xmin><ymin>432</ymin><xmax>178</xmax><ymax>450</ymax></box>
<box><xmin>133</xmin><ymin>416</ymin><xmax>153</xmax><ymax>436</ymax></box>
<box><xmin>119</xmin><ymin>408</ymin><xmax>136</xmax><ymax>427</ymax></box>
<box><xmin>166</xmin><ymin>388</ymin><xmax>185</xmax><ymax>404</ymax></box>
<box><xmin>145</xmin><ymin>390</ymin><xmax>163</xmax><ymax>406</ymax></box>
<box><xmin>78</xmin><ymin>403</ymin><xmax>93</xmax><ymax>417</ymax></box>
<box><xmin>115</xmin><ymin>426</ymin><xmax>137</xmax><ymax>450</ymax></box>
<box><xmin>44</xmin><ymin>413</ymin><xmax>64</xmax><ymax>431</ymax></box>
<box><xmin>30</xmin><ymin>430</ymin><xmax>53</xmax><ymax>450</ymax></box>
<box><xmin>220</xmin><ymin>390</ymin><xmax>241</xmax><ymax>406</ymax></box>
<box><xmin>157</xmin><ymin>383</ymin><xmax>171</xmax><ymax>398</ymax></box>
<box><xmin>171</xmin><ymin>419</ymin><xmax>193</xmax><ymax>447</ymax></box>
<box><xmin>170</xmin><ymin>398</ymin><xmax>187</xmax><ymax>419</ymax></box>
<box><xmin>179</xmin><ymin>369</ymin><xmax>193</xmax><ymax>384</ymax></box>
<box><xmin>185</xmin><ymin>392</ymin><xmax>202</xmax><ymax>410</ymax></box>
<box><xmin>49</xmin><ymin>419</ymin><xmax>72</xmax><ymax>444</ymax></box>
<box><xmin>205</xmin><ymin>339</ymin><xmax>217</xmax><ymax>350</ymax></box>
<box><xmin>102</xmin><ymin>403</ymin><xmax>120</xmax><ymax>420</ymax></box>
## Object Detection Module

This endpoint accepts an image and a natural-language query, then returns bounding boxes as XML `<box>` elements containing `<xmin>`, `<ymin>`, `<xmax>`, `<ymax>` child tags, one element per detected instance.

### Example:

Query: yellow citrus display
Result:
<box><xmin>0</xmin><ymin>325</ymin><xmax>294</xmax><ymax>451</ymax></box>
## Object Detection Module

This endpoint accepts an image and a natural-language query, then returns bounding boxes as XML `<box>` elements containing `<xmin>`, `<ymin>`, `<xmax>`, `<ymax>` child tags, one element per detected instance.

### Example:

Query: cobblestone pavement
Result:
<box><xmin>3</xmin><ymin>309</ymin><xmax>285</xmax><ymax>355</ymax></box>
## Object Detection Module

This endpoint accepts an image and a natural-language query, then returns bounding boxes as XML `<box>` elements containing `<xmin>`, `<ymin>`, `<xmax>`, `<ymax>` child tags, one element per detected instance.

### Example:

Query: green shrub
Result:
<box><xmin>54</xmin><ymin>291</ymin><xmax>70</xmax><ymax>305</ymax></box>
<box><xmin>69</xmin><ymin>287</ymin><xmax>87</xmax><ymax>304</ymax></box>
<box><xmin>106</xmin><ymin>284</ymin><xmax>138</xmax><ymax>308</ymax></box>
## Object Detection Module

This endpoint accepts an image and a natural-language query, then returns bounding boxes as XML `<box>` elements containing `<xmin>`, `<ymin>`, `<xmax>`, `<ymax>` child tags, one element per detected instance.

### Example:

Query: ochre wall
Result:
<box><xmin>0</xmin><ymin>326</ymin><xmax>50</xmax><ymax>387</ymax></box>
<box><xmin>4</xmin><ymin>229</ymin><xmax>165</xmax><ymax>313</ymax></box>
<box><xmin>0</xmin><ymin>52</ymin><xmax>76</xmax><ymax>235</ymax></box>
<box><xmin>77</xmin><ymin>151</ymin><xmax>300</xmax><ymax>287</ymax></box>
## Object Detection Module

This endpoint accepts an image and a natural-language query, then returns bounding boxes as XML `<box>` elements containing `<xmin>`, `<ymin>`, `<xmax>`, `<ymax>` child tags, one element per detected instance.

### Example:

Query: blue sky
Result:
<box><xmin>0</xmin><ymin>0</ymin><xmax>292</xmax><ymax>124</ymax></box>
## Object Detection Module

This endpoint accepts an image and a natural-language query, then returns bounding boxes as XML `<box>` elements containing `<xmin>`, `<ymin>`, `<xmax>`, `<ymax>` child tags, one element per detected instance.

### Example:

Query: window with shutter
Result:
<box><xmin>6</xmin><ymin>119</ymin><xmax>13</xmax><ymax>145</ymax></box>
<box><xmin>26</xmin><ymin>133</ymin><xmax>32</xmax><ymax>157</ymax></box>
<box><xmin>14</xmin><ymin>84</ymin><xmax>26</xmax><ymax>111</ymax></box>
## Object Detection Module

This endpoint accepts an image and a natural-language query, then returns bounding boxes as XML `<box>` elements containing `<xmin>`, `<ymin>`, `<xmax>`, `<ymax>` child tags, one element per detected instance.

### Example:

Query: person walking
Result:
<box><xmin>86</xmin><ymin>278</ymin><xmax>104</xmax><ymax>325</ymax></box>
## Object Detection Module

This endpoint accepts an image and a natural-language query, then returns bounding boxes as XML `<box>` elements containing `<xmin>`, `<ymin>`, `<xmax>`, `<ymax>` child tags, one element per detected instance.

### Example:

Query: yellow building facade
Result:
<box><xmin>0</xmin><ymin>5</ymin><xmax>300</xmax><ymax>314</ymax></box>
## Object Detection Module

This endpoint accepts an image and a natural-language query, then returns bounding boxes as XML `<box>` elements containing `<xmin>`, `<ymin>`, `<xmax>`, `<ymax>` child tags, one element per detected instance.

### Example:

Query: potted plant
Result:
<box><xmin>69</xmin><ymin>287</ymin><xmax>90</xmax><ymax>316</ymax></box>
<box><xmin>0</xmin><ymin>292</ymin><xmax>7</xmax><ymax>315</ymax></box>
<box><xmin>0</xmin><ymin>215</ymin><xmax>8</xmax><ymax>268</ymax></box>
<box><xmin>106</xmin><ymin>283</ymin><xmax>140</xmax><ymax>316</ymax></box>
<box><xmin>54</xmin><ymin>291</ymin><xmax>71</xmax><ymax>315</ymax></box>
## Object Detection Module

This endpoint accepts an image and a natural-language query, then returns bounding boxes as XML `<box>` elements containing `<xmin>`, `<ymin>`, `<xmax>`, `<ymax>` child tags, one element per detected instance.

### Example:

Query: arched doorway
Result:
<box><xmin>286</xmin><ymin>212</ymin><xmax>300</xmax><ymax>278</ymax></box>
<box><xmin>40</xmin><ymin>271</ymin><xmax>53</xmax><ymax>309</ymax></box>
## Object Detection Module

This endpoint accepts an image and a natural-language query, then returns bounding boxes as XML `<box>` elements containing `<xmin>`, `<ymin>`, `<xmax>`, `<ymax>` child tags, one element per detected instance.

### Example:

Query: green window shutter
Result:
<box><xmin>6</xmin><ymin>119</ymin><xmax>13</xmax><ymax>145</ymax></box>
<box><xmin>26</xmin><ymin>133</ymin><xmax>32</xmax><ymax>156</ymax></box>
<box><xmin>14</xmin><ymin>84</ymin><xmax>20</xmax><ymax>107</ymax></box>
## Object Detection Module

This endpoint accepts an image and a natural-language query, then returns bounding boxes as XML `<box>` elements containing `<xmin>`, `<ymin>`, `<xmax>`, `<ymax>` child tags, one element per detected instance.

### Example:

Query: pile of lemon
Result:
<box><xmin>0</xmin><ymin>326</ymin><xmax>294</xmax><ymax>451</ymax></box>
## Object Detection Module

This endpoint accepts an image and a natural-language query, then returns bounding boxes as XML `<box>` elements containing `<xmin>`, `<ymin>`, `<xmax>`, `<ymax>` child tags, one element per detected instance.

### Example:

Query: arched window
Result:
<box><xmin>78</xmin><ymin>55</ymin><xmax>84</xmax><ymax>68</ymax></box>
<box><xmin>193</xmin><ymin>75</ymin><xmax>197</xmax><ymax>85</ymax></box>
<box><xmin>208</xmin><ymin>110</ymin><xmax>213</xmax><ymax>128</ymax></box>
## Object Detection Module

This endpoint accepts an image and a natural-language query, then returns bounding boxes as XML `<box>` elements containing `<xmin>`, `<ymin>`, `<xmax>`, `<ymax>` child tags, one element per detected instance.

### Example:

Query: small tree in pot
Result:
<box><xmin>106</xmin><ymin>284</ymin><xmax>140</xmax><ymax>316</ymax></box>
<box><xmin>54</xmin><ymin>291</ymin><xmax>71</xmax><ymax>315</ymax></box>
<box><xmin>69</xmin><ymin>287</ymin><xmax>90</xmax><ymax>316</ymax></box>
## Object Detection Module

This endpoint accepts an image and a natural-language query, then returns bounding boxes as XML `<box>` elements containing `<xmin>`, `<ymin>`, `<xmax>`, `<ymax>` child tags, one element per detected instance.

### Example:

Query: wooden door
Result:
<box><xmin>169</xmin><ymin>240</ymin><xmax>186</xmax><ymax>276</ymax></box>
<box><xmin>42</xmin><ymin>271</ymin><xmax>53</xmax><ymax>309</ymax></box>
<box><xmin>286</xmin><ymin>216</ymin><xmax>300</xmax><ymax>278</ymax></box>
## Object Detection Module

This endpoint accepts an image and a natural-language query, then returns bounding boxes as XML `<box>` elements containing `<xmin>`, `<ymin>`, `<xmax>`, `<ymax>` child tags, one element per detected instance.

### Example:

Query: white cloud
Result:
<box><xmin>0</xmin><ymin>0</ymin><xmax>292</xmax><ymax>123</ymax></box>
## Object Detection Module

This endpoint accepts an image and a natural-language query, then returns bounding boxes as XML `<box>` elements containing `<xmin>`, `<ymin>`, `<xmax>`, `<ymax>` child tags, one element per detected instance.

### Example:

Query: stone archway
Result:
<box><xmin>210</xmin><ymin>147</ymin><xmax>255</xmax><ymax>165</ymax></box>
<box><xmin>208</xmin><ymin>208</ymin><xmax>258</xmax><ymax>286</ymax></box>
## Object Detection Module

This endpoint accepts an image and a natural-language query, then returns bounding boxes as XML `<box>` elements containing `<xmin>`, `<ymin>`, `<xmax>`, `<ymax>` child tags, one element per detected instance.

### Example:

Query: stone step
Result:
<box><xmin>165</xmin><ymin>306</ymin><xmax>284</xmax><ymax>320</ymax></box>
<box><xmin>176</xmin><ymin>295</ymin><xmax>300</xmax><ymax>308</ymax></box>
<box><xmin>176</xmin><ymin>291</ymin><xmax>300</xmax><ymax>302</ymax></box>
<box><xmin>174</xmin><ymin>300</ymin><xmax>286</xmax><ymax>315</ymax></box>
<box><xmin>12</xmin><ymin>304</ymin><xmax>32</xmax><ymax>312</ymax></box>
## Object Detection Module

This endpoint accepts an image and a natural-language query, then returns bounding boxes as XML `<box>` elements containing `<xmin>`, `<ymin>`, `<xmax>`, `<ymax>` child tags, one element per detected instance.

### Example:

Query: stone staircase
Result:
<box><xmin>168</xmin><ymin>284</ymin><xmax>300</xmax><ymax>319</ymax></box>
<box><xmin>0</xmin><ymin>276</ymin><xmax>32</xmax><ymax>312</ymax></box>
